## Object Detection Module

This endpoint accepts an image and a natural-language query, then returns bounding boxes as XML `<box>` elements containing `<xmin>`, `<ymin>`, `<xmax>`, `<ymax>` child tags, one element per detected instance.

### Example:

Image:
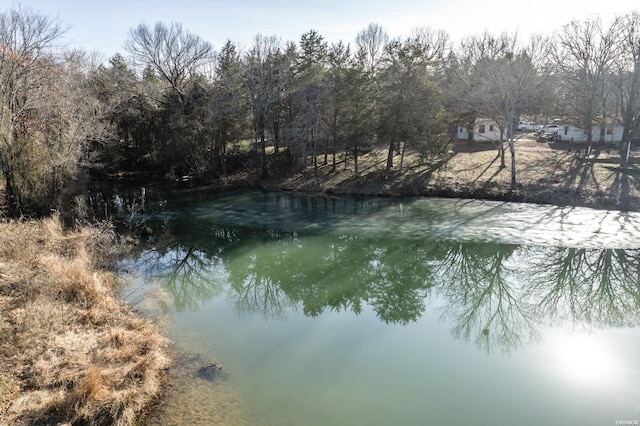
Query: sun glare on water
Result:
<box><xmin>550</xmin><ymin>332</ymin><xmax>618</xmax><ymax>384</ymax></box>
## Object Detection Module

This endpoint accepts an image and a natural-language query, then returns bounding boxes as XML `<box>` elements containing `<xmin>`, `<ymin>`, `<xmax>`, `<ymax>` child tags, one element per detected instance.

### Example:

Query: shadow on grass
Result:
<box><xmin>518</xmin><ymin>143</ymin><xmax>640</xmax><ymax>210</ymax></box>
<box><xmin>266</xmin><ymin>141</ymin><xmax>640</xmax><ymax>211</ymax></box>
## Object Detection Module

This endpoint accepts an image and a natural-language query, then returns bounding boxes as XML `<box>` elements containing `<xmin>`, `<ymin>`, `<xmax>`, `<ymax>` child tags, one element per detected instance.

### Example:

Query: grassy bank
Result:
<box><xmin>0</xmin><ymin>217</ymin><xmax>170</xmax><ymax>425</ymax></box>
<box><xmin>264</xmin><ymin>136</ymin><xmax>640</xmax><ymax>212</ymax></box>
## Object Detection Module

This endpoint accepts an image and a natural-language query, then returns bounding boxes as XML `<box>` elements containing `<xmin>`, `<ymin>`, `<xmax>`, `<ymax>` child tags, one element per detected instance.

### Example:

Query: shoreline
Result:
<box><xmin>2</xmin><ymin>135</ymin><xmax>639</xmax><ymax>424</ymax></box>
<box><xmin>328</xmin><ymin>139</ymin><xmax>640</xmax><ymax>213</ymax></box>
<box><xmin>88</xmin><ymin>135</ymin><xmax>640</xmax><ymax>214</ymax></box>
<box><xmin>202</xmin><ymin>137</ymin><xmax>640</xmax><ymax>213</ymax></box>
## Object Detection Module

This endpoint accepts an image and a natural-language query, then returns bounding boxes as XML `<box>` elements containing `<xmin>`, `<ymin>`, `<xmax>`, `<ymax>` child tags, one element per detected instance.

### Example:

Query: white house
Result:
<box><xmin>556</xmin><ymin>124</ymin><xmax>624</xmax><ymax>144</ymax></box>
<box><xmin>457</xmin><ymin>119</ymin><xmax>503</xmax><ymax>142</ymax></box>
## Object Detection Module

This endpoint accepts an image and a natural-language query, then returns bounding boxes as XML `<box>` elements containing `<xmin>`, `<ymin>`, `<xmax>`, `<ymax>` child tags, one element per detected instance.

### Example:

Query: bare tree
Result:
<box><xmin>460</xmin><ymin>30</ymin><xmax>517</xmax><ymax>64</ymax></box>
<box><xmin>40</xmin><ymin>50</ymin><xmax>109</xmax><ymax>211</ymax></box>
<box><xmin>0</xmin><ymin>5</ymin><xmax>65</xmax><ymax>215</ymax></box>
<box><xmin>125</xmin><ymin>21</ymin><xmax>213</xmax><ymax>103</ymax></box>
<box><xmin>444</xmin><ymin>31</ymin><xmax>517</xmax><ymax>152</ymax></box>
<box><xmin>551</xmin><ymin>17</ymin><xmax>621</xmax><ymax>152</ymax></box>
<box><xmin>243</xmin><ymin>34</ymin><xmax>283</xmax><ymax>178</ymax></box>
<box><xmin>613</xmin><ymin>11</ymin><xmax>640</xmax><ymax>155</ymax></box>
<box><xmin>409</xmin><ymin>26</ymin><xmax>450</xmax><ymax>65</ymax></box>
<box><xmin>473</xmin><ymin>33</ymin><xmax>549</xmax><ymax>191</ymax></box>
<box><xmin>355</xmin><ymin>22</ymin><xmax>388</xmax><ymax>75</ymax></box>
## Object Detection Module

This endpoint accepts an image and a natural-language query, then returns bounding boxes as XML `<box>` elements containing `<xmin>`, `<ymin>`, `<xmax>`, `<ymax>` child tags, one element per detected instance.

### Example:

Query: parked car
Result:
<box><xmin>518</xmin><ymin>121</ymin><xmax>538</xmax><ymax>132</ymax></box>
<box><xmin>540</xmin><ymin>125</ymin><xmax>559</xmax><ymax>135</ymax></box>
<box><xmin>538</xmin><ymin>125</ymin><xmax>561</xmax><ymax>141</ymax></box>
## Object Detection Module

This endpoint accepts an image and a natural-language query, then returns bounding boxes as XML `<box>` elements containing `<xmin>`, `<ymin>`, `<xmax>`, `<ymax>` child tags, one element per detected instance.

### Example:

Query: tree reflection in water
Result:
<box><xmin>227</xmin><ymin>230</ymin><xmax>299</xmax><ymax>320</ymax></box>
<box><xmin>127</xmin><ymin>217</ymin><xmax>640</xmax><ymax>353</ymax></box>
<box><xmin>127</xmin><ymin>219</ymin><xmax>238</xmax><ymax>311</ymax></box>
<box><xmin>435</xmin><ymin>242</ymin><xmax>541</xmax><ymax>353</ymax></box>
<box><xmin>523</xmin><ymin>246</ymin><xmax>640</xmax><ymax>329</ymax></box>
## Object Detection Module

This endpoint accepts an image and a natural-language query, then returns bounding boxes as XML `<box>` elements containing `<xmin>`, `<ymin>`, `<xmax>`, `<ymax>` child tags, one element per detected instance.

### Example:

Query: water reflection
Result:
<box><xmin>127</xmin><ymin>219</ymin><xmax>232</xmax><ymax>311</ymax></box>
<box><xmin>125</xmin><ymin>215</ymin><xmax>640</xmax><ymax>353</ymax></box>
<box><xmin>435</xmin><ymin>243</ymin><xmax>541</xmax><ymax>353</ymax></box>
<box><xmin>525</xmin><ymin>247</ymin><xmax>640</xmax><ymax>328</ymax></box>
<box><xmin>227</xmin><ymin>234</ymin><xmax>299</xmax><ymax>320</ymax></box>
<box><xmin>116</xmin><ymin>191</ymin><xmax>640</xmax><ymax>424</ymax></box>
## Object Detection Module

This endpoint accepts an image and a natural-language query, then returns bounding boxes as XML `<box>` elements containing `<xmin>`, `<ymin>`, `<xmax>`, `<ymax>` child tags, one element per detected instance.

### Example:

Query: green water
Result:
<box><xmin>119</xmin><ymin>189</ymin><xmax>640</xmax><ymax>425</ymax></box>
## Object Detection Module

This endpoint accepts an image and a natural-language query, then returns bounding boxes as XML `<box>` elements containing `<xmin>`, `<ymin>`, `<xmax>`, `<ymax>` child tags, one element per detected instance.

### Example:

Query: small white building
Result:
<box><xmin>556</xmin><ymin>124</ymin><xmax>624</xmax><ymax>144</ymax></box>
<box><xmin>457</xmin><ymin>119</ymin><xmax>503</xmax><ymax>142</ymax></box>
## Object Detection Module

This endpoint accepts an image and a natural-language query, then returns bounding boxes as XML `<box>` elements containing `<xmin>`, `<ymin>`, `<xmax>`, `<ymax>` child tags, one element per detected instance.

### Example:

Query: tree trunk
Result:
<box><xmin>510</xmin><ymin>140</ymin><xmax>516</xmax><ymax>191</ymax></box>
<box><xmin>600</xmin><ymin>84</ymin><xmax>608</xmax><ymax>144</ymax></box>
<box><xmin>332</xmin><ymin>147</ymin><xmax>336</xmax><ymax>172</ymax></box>
<box><xmin>258</xmin><ymin>121</ymin><xmax>268</xmax><ymax>178</ymax></box>
<box><xmin>622</xmin><ymin>107</ymin><xmax>634</xmax><ymax>146</ymax></box>
<box><xmin>323</xmin><ymin>138</ymin><xmax>329</xmax><ymax>166</ymax></box>
<box><xmin>0</xmin><ymin>144</ymin><xmax>19</xmax><ymax>216</ymax></box>
<box><xmin>344</xmin><ymin>145</ymin><xmax>348</xmax><ymax>171</ymax></box>
<box><xmin>272</xmin><ymin>120</ymin><xmax>280</xmax><ymax>154</ymax></box>
<box><xmin>508</xmin><ymin>122</ymin><xmax>516</xmax><ymax>192</ymax></box>
<box><xmin>330</xmin><ymin>111</ymin><xmax>338</xmax><ymax>171</ymax></box>
<box><xmin>221</xmin><ymin>140</ymin><xmax>227</xmax><ymax>177</ymax></box>
<box><xmin>499</xmin><ymin>128</ymin><xmax>506</xmax><ymax>168</ymax></box>
<box><xmin>467</xmin><ymin>118</ymin><xmax>475</xmax><ymax>144</ymax></box>
<box><xmin>354</xmin><ymin>143</ymin><xmax>359</xmax><ymax>177</ymax></box>
<box><xmin>313</xmin><ymin>136</ymin><xmax>318</xmax><ymax>183</ymax></box>
<box><xmin>399</xmin><ymin>140</ymin><xmax>406</xmax><ymax>174</ymax></box>
<box><xmin>585</xmin><ymin>103</ymin><xmax>594</xmax><ymax>156</ymax></box>
<box><xmin>385</xmin><ymin>136</ymin><xmax>395</xmax><ymax>180</ymax></box>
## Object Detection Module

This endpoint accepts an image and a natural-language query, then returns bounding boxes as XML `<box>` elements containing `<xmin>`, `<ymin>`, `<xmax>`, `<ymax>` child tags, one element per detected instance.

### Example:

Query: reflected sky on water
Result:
<box><xmin>116</xmin><ymin>190</ymin><xmax>640</xmax><ymax>425</ymax></box>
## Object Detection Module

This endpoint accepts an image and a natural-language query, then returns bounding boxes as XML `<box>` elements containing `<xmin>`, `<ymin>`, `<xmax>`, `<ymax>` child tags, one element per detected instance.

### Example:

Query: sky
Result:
<box><xmin>1</xmin><ymin>0</ymin><xmax>638</xmax><ymax>59</ymax></box>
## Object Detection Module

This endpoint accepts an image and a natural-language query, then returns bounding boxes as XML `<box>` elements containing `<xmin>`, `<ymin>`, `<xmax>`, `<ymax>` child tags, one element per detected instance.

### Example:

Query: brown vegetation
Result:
<box><xmin>0</xmin><ymin>216</ymin><xmax>170</xmax><ymax>425</ymax></box>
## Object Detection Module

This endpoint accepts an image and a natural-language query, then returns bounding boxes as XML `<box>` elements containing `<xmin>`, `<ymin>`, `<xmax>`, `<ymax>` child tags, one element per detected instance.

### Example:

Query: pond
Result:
<box><xmin>114</xmin><ymin>188</ymin><xmax>640</xmax><ymax>425</ymax></box>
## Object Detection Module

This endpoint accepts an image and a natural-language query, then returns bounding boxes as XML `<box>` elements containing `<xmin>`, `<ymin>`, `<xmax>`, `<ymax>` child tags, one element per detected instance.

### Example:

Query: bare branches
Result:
<box><xmin>243</xmin><ymin>34</ymin><xmax>284</xmax><ymax>177</ymax></box>
<box><xmin>613</xmin><ymin>11</ymin><xmax>640</xmax><ymax>144</ymax></box>
<box><xmin>0</xmin><ymin>4</ymin><xmax>64</xmax><ymax>63</ymax></box>
<box><xmin>408</xmin><ymin>26</ymin><xmax>451</xmax><ymax>64</ymax></box>
<box><xmin>551</xmin><ymin>17</ymin><xmax>622</xmax><ymax>144</ymax></box>
<box><xmin>0</xmin><ymin>5</ymin><xmax>67</xmax><ymax>215</ymax></box>
<box><xmin>459</xmin><ymin>30</ymin><xmax>518</xmax><ymax>65</ymax></box>
<box><xmin>125</xmin><ymin>21</ymin><xmax>213</xmax><ymax>100</ymax></box>
<box><xmin>0</xmin><ymin>5</ymin><xmax>65</xmax><ymax>111</ymax></box>
<box><xmin>355</xmin><ymin>22</ymin><xmax>388</xmax><ymax>74</ymax></box>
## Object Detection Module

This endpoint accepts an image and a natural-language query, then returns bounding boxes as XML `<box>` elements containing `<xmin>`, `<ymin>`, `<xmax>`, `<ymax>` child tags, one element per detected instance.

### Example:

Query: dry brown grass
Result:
<box><xmin>0</xmin><ymin>216</ymin><xmax>170</xmax><ymax>425</ymax></box>
<box><xmin>271</xmin><ymin>136</ymin><xmax>640</xmax><ymax>212</ymax></box>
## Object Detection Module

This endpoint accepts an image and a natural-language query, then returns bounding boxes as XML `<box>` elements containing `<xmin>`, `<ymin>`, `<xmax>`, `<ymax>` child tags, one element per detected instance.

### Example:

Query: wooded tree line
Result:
<box><xmin>1</xmin><ymin>4</ymin><xmax>640</xmax><ymax>216</ymax></box>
